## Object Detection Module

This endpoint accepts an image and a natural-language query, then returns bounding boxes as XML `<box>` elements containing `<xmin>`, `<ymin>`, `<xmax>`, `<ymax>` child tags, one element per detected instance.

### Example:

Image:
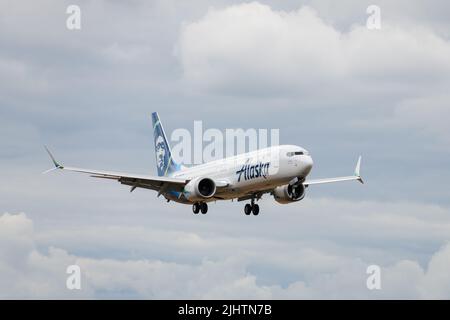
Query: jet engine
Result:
<box><xmin>184</xmin><ymin>177</ymin><xmax>216</xmax><ymax>201</ymax></box>
<box><xmin>273</xmin><ymin>184</ymin><xmax>306</xmax><ymax>204</ymax></box>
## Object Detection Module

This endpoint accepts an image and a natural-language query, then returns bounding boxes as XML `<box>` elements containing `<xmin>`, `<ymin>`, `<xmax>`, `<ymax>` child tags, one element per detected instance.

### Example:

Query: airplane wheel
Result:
<box><xmin>200</xmin><ymin>202</ymin><xmax>208</xmax><ymax>214</ymax></box>
<box><xmin>192</xmin><ymin>203</ymin><xmax>200</xmax><ymax>214</ymax></box>
<box><xmin>244</xmin><ymin>204</ymin><xmax>252</xmax><ymax>215</ymax></box>
<box><xmin>252</xmin><ymin>204</ymin><xmax>260</xmax><ymax>216</ymax></box>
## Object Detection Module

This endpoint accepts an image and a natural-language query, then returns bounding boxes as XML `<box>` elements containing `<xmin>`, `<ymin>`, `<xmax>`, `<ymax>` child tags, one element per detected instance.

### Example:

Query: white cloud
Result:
<box><xmin>419</xmin><ymin>243</ymin><xmax>450</xmax><ymax>298</ymax></box>
<box><xmin>1</xmin><ymin>203</ymin><xmax>450</xmax><ymax>299</ymax></box>
<box><xmin>179</xmin><ymin>2</ymin><xmax>450</xmax><ymax>96</ymax></box>
<box><xmin>178</xmin><ymin>2</ymin><xmax>450</xmax><ymax>142</ymax></box>
<box><xmin>0</xmin><ymin>213</ymin><xmax>84</xmax><ymax>298</ymax></box>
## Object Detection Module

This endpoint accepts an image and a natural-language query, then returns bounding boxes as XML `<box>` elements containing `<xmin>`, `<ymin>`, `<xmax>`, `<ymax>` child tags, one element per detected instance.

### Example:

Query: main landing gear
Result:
<box><xmin>192</xmin><ymin>201</ymin><xmax>260</xmax><ymax>216</ymax></box>
<box><xmin>244</xmin><ymin>199</ymin><xmax>260</xmax><ymax>216</ymax></box>
<box><xmin>192</xmin><ymin>202</ymin><xmax>208</xmax><ymax>214</ymax></box>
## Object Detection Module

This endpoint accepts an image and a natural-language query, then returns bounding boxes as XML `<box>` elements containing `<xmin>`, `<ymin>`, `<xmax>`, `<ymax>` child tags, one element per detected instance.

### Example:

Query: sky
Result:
<box><xmin>0</xmin><ymin>0</ymin><xmax>450</xmax><ymax>299</ymax></box>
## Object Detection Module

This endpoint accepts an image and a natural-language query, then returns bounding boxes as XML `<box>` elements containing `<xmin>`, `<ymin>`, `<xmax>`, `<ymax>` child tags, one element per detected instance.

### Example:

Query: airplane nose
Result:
<box><xmin>300</xmin><ymin>155</ymin><xmax>313</xmax><ymax>176</ymax></box>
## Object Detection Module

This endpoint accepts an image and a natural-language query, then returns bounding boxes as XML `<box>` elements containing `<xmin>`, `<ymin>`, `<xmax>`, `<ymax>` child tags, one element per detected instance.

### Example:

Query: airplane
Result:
<box><xmin>44</xmin><ymin>112</ymin><xmax>363</xmax><ymax>215</ymax></box>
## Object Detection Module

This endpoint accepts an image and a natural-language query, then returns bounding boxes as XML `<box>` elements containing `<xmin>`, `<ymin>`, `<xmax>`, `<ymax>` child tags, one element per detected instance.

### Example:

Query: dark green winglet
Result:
<box><xmin>44</xmin><ymin>146</ymin><xmax>64</xmax><ymax>169</ymax></box>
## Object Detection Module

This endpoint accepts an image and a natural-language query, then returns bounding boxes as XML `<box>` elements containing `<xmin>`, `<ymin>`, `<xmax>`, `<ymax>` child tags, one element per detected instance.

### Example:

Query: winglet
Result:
<box><xmin>43</xmin><ymin>146</ymin><xmax>64</xmax><ymax>173</ymax></box>
<box><xmin>354</xmin><ymin>155</ymin><xmax>363</xmax><ymax>184</ymax></box>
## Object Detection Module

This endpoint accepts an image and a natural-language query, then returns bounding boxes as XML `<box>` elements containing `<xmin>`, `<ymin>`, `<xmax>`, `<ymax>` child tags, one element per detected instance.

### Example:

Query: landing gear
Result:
<box><xmin>193</xmin><ymin>202</ymin><xmax>208</xmax><ymax>214</ymax></box>
<box><xmin>252</xmin><ymin>204</ymin><xmax>259</xmax><ymax>216</ymax></box>
<box><xmin>244</xmin><ymin>200</ymin><xmax>260</xmax><ymax>216</ymax></box>
<box><xmin>192</xmin><ymin>203</ymin><xmax>200</xmax><ymax>214</ymax></box>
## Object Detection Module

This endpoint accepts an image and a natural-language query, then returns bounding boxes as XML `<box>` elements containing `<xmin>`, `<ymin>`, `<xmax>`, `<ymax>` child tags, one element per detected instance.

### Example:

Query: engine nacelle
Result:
<box><xmin>184</xmin><ymin>177</ymin><xmax>216</xmax><ymax>201</ymax></box>
<box><xmin>273</xmin><ymin>184</ymin><xmax>306</xmax><ymax>204</ymax></box>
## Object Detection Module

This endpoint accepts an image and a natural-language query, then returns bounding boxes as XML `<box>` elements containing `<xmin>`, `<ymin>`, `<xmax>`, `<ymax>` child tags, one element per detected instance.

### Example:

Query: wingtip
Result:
<box><xmin>355</xmin><ymin>155</ymin><xmax>363</xmax><ymax>183</ymax></box>
<box><xmin>44</xmin><ymin>145</ymin><xmax>63</xmax><ymax>169</ymax></box>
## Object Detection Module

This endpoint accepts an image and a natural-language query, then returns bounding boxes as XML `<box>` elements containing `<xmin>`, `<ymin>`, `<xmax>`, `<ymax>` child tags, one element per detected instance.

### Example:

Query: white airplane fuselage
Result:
<box><xmin>168</xmin><ymin>145</ymin><xmax>313</xmax><ymax>204</ymax></box>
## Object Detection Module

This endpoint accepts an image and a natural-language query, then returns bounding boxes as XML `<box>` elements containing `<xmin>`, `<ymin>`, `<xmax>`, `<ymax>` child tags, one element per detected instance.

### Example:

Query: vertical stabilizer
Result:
<box><xmin>151</xmin><ymin>112</ymin><xmax>180</xmax><ymax>176</ymax></box>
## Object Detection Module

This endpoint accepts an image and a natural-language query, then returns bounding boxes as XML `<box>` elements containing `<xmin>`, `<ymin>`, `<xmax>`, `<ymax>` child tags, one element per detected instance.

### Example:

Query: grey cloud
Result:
<box><xmin>1</xmin><ymin>0</ymin><xmax>450</xmax><ymax>299</ymax></box>
<box><xmin>393</xmin><ymin>94</ymin><xmax>450</xmax><ymax>143</ymax></box>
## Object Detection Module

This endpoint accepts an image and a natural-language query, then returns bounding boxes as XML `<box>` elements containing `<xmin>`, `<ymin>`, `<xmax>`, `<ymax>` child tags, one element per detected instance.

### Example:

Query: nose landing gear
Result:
<box><xmin>192</xmin><ymin>202</ymin><xmax>208</xmax><ymax>214</ymax></box>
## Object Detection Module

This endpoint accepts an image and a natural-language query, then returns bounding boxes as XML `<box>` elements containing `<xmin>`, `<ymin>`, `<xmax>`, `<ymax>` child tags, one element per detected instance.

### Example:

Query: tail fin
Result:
<box><xmin>151</xmin><ymin>112</ymin><xmax>180</xmax><ymax>176</ymax></box>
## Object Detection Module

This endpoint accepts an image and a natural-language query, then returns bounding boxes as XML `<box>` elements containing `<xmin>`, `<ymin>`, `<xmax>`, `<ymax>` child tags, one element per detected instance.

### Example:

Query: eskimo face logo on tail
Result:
<box><xmin>236</xmin><ymin>162</ymin><xmax>270</xmax><ymax>182</ymax></box>
<box><xmin>155</xmin><ymin>135</ymin><xmax>167</xmax><ymax>170</ymax></box>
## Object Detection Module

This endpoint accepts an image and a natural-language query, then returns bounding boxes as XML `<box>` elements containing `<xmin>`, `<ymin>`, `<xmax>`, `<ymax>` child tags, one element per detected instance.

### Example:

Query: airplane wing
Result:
<box><xmin>304</xmin><ymin>156</ymin><xmax>364</xmax><ymax>186</ymax></box>
<box><xmin>43</xmin><ymin>146</ymin><xmax>188</xmax><ymax>193</ymax></box>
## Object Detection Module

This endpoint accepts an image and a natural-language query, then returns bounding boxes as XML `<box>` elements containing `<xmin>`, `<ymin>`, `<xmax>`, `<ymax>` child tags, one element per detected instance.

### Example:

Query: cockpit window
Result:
<box><xmin>287</xmin><ymin>151</ymin><xmax>304</xmax><ymax>156</ymax></box>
